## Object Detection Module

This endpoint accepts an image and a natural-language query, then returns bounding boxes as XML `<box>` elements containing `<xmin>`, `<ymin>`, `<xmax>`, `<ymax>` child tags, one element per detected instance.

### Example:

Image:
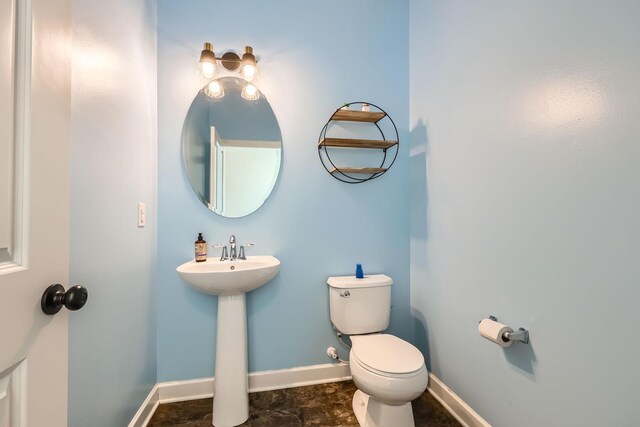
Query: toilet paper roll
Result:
<box><xmin>478</xmin><ymin>318</ymin><xmax>513</xmax><ymax>347</ymax></box>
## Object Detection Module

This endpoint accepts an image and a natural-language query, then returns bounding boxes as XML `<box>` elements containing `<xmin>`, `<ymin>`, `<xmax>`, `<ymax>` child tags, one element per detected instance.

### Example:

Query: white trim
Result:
<box><xmin>0</xmin><ymin>0</ymin><xmax>32</xmax><ymax>274</ymax></box>
<box><xmin>249</xmin><ymin>363</ymin><xmax>351</xmax><ymax>393</ymax></box>
<box><xmin>14</xmin><ymin>0</ymin><xmax>32</xmax><ymax>270</ymax></box>
<box><xmin>127</xmin><ymin>385</ymin><xmax>159</xmax><ymax>427</ymax></box>
<box><xmin>131</xmin><ymin>365</ymin><xmax>491</xmax><ymax>427</ymax></box>
<box><xmin>0</xmin><ymin>359</ymin><xmax>27</xmax><ymax>427</ymax></box>
<box><xmin>157</xmin><ymin>377</ymin><xmax>213</xmax><ymax>404</ymax></box>
<box><xmin>427</xmin><ymin>373</ymin><xmax>491</xmax><ymax>427</ymax></box>
<box><xmin>156</xmin><ymin>363</ymin><xmax>352</xmax><ymax>404</ymax></box>
<box><xmin>220</xmin><ymin>138</ymin><xmax>282</xmax><ymax>148</ymax></box>
<box><xmin>14</xmin><ymin>359</ymin><xmax>26</xmax><ymax>427</ymax></box>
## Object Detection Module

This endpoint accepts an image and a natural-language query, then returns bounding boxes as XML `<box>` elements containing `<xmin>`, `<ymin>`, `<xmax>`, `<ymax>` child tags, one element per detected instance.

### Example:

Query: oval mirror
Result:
<box><xmin>181</xmin><ymin>77</ymin><xmax>282</xmax><ymax>218</ymax></box>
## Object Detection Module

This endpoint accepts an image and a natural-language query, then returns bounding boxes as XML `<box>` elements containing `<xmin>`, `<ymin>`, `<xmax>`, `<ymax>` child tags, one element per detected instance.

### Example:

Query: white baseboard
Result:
<box><xmin>127</xmin><ymin>384</ymin><xmax>159</xmax><ymax>427</ymax></box>
<box><xmin>427</xmin><ymin>373</ymin><xmax>491</xmax><ymax>427</ymax></box>
<box><xmin>130</xmin><ymin>365</ymin><xmax>489</xmax><ymax>427</ymax></box>
<box><xmin>157</xmin><ymin>377</ymin><xmax>214</xmax><ymax>404</ymax></box>
<box><xmin>249</xmin><ymin>362</ymin><xmax>352</xmax><ymax>393</ymax></box>
<box><xmin>157</xmin><ymin>362</ymin><xmax>352</xmax><ymax>404</ymax></box>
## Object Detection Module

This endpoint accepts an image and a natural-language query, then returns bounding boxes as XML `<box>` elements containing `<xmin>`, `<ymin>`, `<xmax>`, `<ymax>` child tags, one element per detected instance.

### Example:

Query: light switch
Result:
<box><xmin>137</xmin><ymin>202</ymin><xmax>146</xmax><ymax>227</ymax></box>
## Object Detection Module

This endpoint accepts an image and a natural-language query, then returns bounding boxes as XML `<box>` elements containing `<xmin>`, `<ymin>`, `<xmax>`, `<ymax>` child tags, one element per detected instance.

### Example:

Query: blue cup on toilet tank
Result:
<box><xmin>355</xmin><ymin>264</ymin><xmax>364</xmax><ymax>279</ymax></box>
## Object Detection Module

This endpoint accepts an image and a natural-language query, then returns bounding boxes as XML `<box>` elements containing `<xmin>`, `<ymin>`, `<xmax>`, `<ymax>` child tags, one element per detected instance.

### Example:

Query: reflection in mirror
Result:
<box><xmin>182</xmin><ymin>77</ymin><xmax>282</xmax><ymax>218</ymax></box>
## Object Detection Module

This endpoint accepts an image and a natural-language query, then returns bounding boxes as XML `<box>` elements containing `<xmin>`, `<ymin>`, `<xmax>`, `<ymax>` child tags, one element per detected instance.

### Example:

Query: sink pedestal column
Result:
<box><xmin>212</xmin><ymin>294</ymin><xmax>248</xmax><ymax>426</ymax></box>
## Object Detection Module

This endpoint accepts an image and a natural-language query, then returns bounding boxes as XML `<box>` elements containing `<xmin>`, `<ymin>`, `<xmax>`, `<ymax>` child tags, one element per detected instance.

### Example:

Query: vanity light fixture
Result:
<box><xmin>198</xmin><ymin>42</ymin><xmax>217</xmax><ymax>79</ymax></box>
<box><xmin>240</xmin><ymin>46</ymin><xmax>257</xmax><ymax>81</ymax></box>
<box><xmin>198</xmin><ymin>42</ymin><xmax>259</xmax><ymax>81</ymax></box>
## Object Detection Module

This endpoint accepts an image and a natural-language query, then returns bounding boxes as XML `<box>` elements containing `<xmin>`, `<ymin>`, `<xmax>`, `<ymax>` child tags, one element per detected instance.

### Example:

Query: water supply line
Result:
<box><xmin>337</xmin><ymin>331</ymin><xmax>352</xmax><ymax>349</ymax></box>
<box><xmin>325</xmin><ymin>330</ymin><xmax>351</xmax><ymax>364</ymax></box>
<box><xmin>326</xmin><ymin>346</ymin><xmax>349</xmax><ymax>364</ymax></box>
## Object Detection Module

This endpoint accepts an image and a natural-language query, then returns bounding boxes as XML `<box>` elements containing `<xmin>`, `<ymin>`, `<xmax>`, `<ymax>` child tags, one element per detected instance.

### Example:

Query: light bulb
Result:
<box><xmin>242</xmin><ymin>63</ymin><xmax>256</xmax><ymax>81</ymax></box>
<box><xmin>198</xmin><ymin>42</ymin><xmax>217</xmax><ymax>79</ymax></box>
<box><xmin>199</xmin><ymin>61</ymin><xmax>216</xmax><ymax>79</ymax></box>
<box><xmin>241</xmin><ymin>46</ymin><xmax>257</xmax><ymax>82</ymax></box>
<box><xmin>204</xmin><ymin>80</ymin><xmax>224</xmax><ymax>98</ymax></box>
<box><xmin>241</xmin><ymin>83</ymin><xmax>259</xmax><ymax>101</ymax></box>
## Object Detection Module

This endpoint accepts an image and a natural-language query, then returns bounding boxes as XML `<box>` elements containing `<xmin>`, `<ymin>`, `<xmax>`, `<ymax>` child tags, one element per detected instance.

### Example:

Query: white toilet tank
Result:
<box><xmin>327</xmin><ymin>274</ymin><xmax>393</xmax><ymax>335</ymax></box>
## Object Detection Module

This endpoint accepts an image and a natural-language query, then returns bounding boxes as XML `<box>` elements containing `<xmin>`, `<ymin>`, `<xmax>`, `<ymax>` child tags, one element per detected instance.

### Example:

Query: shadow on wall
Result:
<box><xmin>409</xmin><ymin>120</ymin><xmax>430</xmax><ymax>371</ymax></box>
<box><xmin>411</xmin><ymin>308</ymin><xmax>431</xmax><ymax>372</ymax></box>
<box><xmin>408</xmin><ymin>118</ymin><xmax>538</xmax><ymax>380</ymax></box>
<box><xmin>409</xmin><ymin>120</ymin><xmax>428</xmax><ymax>241</ymax></box>
<box><xmin>504</xmin><ymin>335</ymin><xmax>538</xmax><ymax>379</ymax></box>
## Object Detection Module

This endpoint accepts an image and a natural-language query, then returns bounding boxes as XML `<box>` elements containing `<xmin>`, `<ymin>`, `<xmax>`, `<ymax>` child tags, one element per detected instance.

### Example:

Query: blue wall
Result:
<box><xmin>157</xmin><ymin>0</ymin><xmax>410</xmax><ymax>381</ymax></box>
<box><xmin>409</xmin><ymin>1</ymin><xmax>640</xmax><ymax>425</ymax></box>
<box><xmin>69</xmin><ymin>0</ymin><xmax>157</xmax><ymax>425</ymax></box>
<box><xmin>67</xmin><ymin>1</ymin><xmax>640</xmax><ymax>424</ymax></box>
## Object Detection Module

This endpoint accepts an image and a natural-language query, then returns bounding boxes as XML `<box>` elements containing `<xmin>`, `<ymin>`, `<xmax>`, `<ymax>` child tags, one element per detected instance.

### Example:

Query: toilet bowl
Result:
<box><xmin>327</xmin><ymin>274</ymin><xmax>428</xmax><ymax>427</ymax></box>
<box><xmin>349</xmin><ymin>334</ymin><xmax>428</xmax><ymax>427</ymax></box>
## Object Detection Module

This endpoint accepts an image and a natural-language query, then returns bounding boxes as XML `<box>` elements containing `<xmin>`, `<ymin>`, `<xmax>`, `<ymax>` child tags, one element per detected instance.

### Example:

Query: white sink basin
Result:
<box><xmin>177</xmin><ymin>255</ymin><xmax>280</xmax><ymax>295</ymax></box>
<box><xmin>176</xmin><ymin>254</ymin><xmax>281</xmax><ymax>425</ymax></box>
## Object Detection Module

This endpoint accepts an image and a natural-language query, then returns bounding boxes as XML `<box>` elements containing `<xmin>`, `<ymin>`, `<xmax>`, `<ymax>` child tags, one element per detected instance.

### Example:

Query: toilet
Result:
<box><xmin>328</xmin><ymin>274</ymin><xmax>428</xmax><ymax>427</ymax></box>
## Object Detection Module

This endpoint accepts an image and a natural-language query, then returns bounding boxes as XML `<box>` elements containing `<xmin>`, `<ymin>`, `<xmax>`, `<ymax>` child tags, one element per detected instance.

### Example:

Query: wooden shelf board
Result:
<box><xmin>330</xmin><ymin>109</ymin><xmax>386</xmax><ymax>123</ymax></box>
<box><xmin>319</xmin><ymin>138</ymin><xmax>397</xmax><ymax>149</ymax></box>
<box><xmin>330</xmin><ymin>167</ymin><xmax>387</xmax><ymax>175</ymax></box>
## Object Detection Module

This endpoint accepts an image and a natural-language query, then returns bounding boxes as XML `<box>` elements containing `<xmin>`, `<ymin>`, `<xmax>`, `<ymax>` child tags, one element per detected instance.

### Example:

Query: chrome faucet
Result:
<box><xmin>228</xmin><ymin>235</ymin><xmax>237</xmax><ymax>260</ymax></box>
<box><xmin>214</xmin><ymin>235</ymin><xmax>253</xmax><ymax>261</ymax></box>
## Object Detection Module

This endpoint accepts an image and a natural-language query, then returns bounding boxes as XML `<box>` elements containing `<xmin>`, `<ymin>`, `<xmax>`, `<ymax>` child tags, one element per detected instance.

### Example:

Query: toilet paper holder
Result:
<box><xmin>486</xmin><ymin>315</ymin><xmax>529</xmax><ymax>344</ymax></box>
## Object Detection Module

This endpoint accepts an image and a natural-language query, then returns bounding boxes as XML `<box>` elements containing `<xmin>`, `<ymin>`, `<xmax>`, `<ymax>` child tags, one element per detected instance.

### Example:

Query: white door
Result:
<box><xmin>0</xmin><ymin>0</ymin><xmax>71</xmax><ymax>425</ymax></box>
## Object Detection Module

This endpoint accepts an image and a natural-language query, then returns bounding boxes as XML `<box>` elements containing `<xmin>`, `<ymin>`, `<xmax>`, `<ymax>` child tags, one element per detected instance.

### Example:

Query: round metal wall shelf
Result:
<box><xmin>318</xmin><ymin>102</ymin><xmax>399</xmax><ymax>184</ymax></box>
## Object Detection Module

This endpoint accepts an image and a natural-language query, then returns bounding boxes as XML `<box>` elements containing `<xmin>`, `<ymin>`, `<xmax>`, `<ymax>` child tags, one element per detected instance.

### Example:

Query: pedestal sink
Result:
<box><xmin>177</xmin><ymin>256</ymin><xmax>280</xmax><ymax>426</ymax></box>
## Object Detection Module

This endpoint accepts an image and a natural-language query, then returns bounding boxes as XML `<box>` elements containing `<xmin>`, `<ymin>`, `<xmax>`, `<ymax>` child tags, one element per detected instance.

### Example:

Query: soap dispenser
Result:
<box><xmin>195</xmin><ymin>233</ymin><xmax>207</xmax><ymax>262</ymax></box>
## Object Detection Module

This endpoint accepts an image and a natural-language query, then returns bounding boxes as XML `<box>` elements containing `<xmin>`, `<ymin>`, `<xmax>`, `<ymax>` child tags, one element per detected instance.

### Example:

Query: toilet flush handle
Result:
<box><xmin>340</xmin><ymin>290</ymin><xmax>351</xmax><ymax>298</ymax></box>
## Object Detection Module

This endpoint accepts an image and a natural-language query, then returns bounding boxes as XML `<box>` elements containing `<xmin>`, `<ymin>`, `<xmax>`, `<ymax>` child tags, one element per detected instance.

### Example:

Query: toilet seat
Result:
<box><xmin>349</xmin><ymin>345</ymin><xmax>429</xmax><ymax>407</ymax></box>
<box><xmin>351</xmin><ymin>334</ymin><xmax>425</xmax><ymax>377</ymax></box>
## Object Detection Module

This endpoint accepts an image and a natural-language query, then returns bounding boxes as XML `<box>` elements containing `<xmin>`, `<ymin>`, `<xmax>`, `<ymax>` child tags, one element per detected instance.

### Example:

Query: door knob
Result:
<box><xmin>41</xmin><ymin>284</ymin><xmax>88</xmax><ymax>315</ymax></box>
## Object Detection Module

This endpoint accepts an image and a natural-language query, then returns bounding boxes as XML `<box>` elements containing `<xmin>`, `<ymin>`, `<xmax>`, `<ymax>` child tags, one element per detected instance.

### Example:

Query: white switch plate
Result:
<box><xmin>137</xmin><ymin>202</ymin><xmax>146</xmax><ymax>227</ymax></box>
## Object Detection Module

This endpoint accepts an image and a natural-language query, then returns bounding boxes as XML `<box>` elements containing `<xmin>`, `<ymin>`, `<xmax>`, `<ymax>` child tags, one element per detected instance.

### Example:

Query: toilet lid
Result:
<box><xmin>351</xmin><ymin>334</ymin><xmax>425</xmax><ymax>375</ymax></box>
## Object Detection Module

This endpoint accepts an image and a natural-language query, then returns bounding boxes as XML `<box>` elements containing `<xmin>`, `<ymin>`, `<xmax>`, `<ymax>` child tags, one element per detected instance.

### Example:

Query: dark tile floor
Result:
<box><xmin>148</xmin><ymin>380</ymin><xmax>461</xmax><ymax>427</ymax></box>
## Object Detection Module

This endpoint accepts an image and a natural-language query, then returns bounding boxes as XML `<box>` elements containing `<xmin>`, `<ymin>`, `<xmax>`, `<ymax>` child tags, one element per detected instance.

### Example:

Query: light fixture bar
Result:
<box><xmin>197</xmin><ymin>42</ymin><xmax>258</xmax><ymax>79</ymax></box>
